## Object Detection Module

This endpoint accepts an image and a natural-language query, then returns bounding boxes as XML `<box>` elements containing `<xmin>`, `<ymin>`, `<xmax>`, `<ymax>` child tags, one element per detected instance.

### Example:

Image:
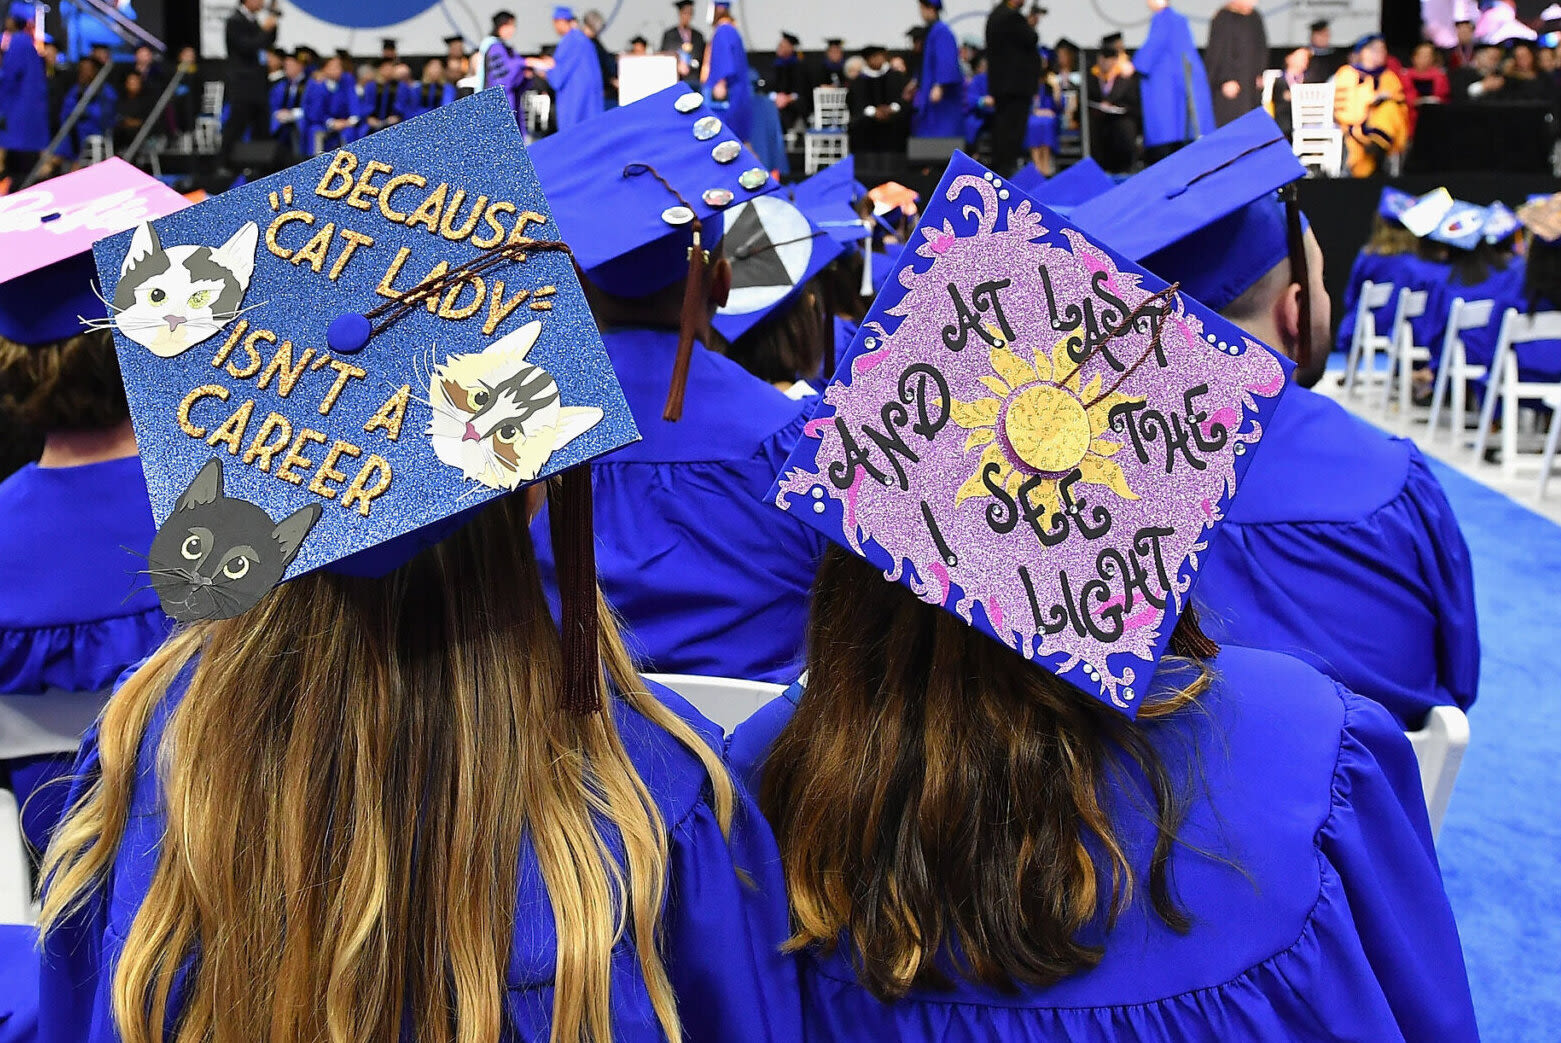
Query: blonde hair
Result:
<box><xmin>38</xmin><ymin>492</ymin><xmax>735</xmax><ymax>1043</ymax></box>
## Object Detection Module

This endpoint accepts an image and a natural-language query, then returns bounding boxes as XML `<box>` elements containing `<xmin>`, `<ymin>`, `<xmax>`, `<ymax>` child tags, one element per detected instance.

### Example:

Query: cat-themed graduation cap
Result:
<box><xmin>769</xmin><ymin>152</ymin><xmax>1291</xmax><ymax>715</ymax></box>
<box><xmin>0</xmin><ymin>159</ymin><xmax>190</xmax><ymax>347</ymax></box>
<box><xmin>93</xmin><ymin>92</ymin><xmax>639</xmax><ymax>652</ymax></box>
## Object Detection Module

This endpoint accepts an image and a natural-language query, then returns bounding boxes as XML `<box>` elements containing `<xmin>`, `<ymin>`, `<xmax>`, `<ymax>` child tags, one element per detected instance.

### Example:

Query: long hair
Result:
<box><xmin>1525</xmin><ymin>237</ymin><xmax>1561</xmax><ymax>313</ymax></box>
<box><xmin>0</xmin><ymin>328</ymin><xmax>130</xmax><ymax>431</ymax></box>
<box><xmin>725</xmin><ymin>279</ymin><xmax>829</xmax><ymax>386</ymax></box>
<box><xmin>1363</xmin><ymin>216</ymin><xmax>1416</xmax><ymax>257</ymax></box>
<box><xmin>761</xmin><ymin>546</ymin><xmax>1215</xmax><ymax>1001</ymax></box>
<box><xmin>1450</xmin><ymin>240</ymin><xmax>1508</xmax><ymax>288</ymax></box>
<box><xmin>37</xmin><ymin>491</ymin><xmax>735</xmax><ymax>1043</ymax></box>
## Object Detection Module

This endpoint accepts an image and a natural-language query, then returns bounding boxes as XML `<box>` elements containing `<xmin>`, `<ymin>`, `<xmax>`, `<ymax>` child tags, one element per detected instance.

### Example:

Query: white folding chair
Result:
<box><xmin>523</xmin><ymin>91</ymin><xmax>551</xmax><ymax>140</ymax></box>
<box><xmin>80</xmin><ymin>134</ymin><xmax>112</xmax><ymax>165</ymax></box>
<box><xmin>1342</xmin><ymin>280</ymin><xmax>1395</xmax><ymax>396</ymax></box>
<box><xmin>1404</xmin><ymin>705</ymin><xmax>1470</xmax><ymax>841</ymax></box>
<box><xmin>1260</xmin><ymin>69</ymin><xmax>1280</xmax><ymax>110</ymax></box>
<box><xmin>200</xmin><ymin>80</ymin><xmax>224</xmax><ymax>118</ymax></box>
<box><xmin>193</xmin><ymin>115</ymin><xmax>221</xmax><ymax>154</ymax></box>
<box><xmin>642</xmin><ymin>673</ymin><xmax>786</xmax><ymax>735</ymax></box>
<box><xmin>1380</xmin><ymin>287</ymin><xmax>1430</xmax><ymax>415</ymax></box>
<box><xmin>1290</xmin><ymin>82</ymin><xmax>1342</xmax><ymax>176</ymax></box>
<box><xmin>1471</xmin><ymin>309</ymin><xmax>1561</xmax><ymax>480</ymax></box>
<box><xmin>810</xmin><ymin>86</ymin><xmax>849</xmax><ymax>130</ymax></box>
<box><xmin>803</xmin><ymin>85</ymin><xmax>851</xmax><ymax>174</ymax></box>
<box><xmin>0</xmin><ymin>689</ymin><xmax>109</xmax><ymax>925</ymax></box>
<box><xmin>1426</xmin><ymin>297</ymin><xmax>1495</xmax><ymax>440</ymax></box>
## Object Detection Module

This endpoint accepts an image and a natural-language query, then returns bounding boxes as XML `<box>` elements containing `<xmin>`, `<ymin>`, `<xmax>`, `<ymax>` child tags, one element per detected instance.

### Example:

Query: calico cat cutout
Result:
<box><xmin>148</xmin><ymin>458</ymin><xmax>321</xmax><ymax>622</ymax></box>
<box><xmin>106</xmin><ymin>221</ymin><xmax>260</xmax><ymax>358</ymax></box>
<box><xmin>427</xmin><ymin>321</ymin><xmax>604</xmax><ymax>490</ymax></box>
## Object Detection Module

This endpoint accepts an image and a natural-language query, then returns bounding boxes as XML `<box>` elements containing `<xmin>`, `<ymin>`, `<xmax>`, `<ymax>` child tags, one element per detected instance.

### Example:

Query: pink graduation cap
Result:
<box><xmin>769</xmin><ymin>152</ymin><xmax>1293</xmax><ymax>715</ymax></box>
<box><xmin>0</xmin><ymin>159</ymin><xmax>189</xmax><ymax>345</ymax></box>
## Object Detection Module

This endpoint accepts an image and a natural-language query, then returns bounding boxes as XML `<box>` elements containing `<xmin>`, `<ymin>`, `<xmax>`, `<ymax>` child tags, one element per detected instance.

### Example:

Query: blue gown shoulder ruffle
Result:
<box><xmin>5</xmin><ymin>664</ymin><xmax>801</xmax><ymax>1043</ymax></box>
<box><xmin>1197</xmin><ymin>387</ymin><xmax>1479</xmax><ymax>726</ymax></box>
<box><xmin>0</xmin><ymin>458</ymin><xmax>171</xmax><ymax>694</ymax></box>
<box><xmin>727</xmin><ymin>644</ymin><xmax>1478</xmax><ymax>1042</ymax></box>
<box><xmin>535</xmin><ymin>330</ymin><xmax>826</xmax><ymax>684</ymax></box>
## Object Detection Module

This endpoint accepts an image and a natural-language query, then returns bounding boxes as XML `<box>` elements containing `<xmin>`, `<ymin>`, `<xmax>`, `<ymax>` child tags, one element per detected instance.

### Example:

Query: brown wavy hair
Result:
<box><xmin>725</xmin><ymin>279</ymin><xmax>829</xmax><ymax>386</ymax></box>
<box><xmin>760</xmin><ymin>546</ymin><xmax>1215</xmax><ymax>1000</ymax></box>
<box><xmin>38</xmin><ymin>490</ymin><xmax>736</xmax><ymax>1043</ymax></box>
<box><xmin>0</xmin><ymin>328</ymin><xmax>130</xmax><ymax>431</ymax></box>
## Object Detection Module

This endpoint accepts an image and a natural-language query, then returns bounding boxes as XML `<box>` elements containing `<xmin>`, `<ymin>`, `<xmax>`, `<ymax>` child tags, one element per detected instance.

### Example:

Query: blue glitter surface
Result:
<box><xmin>93</xmin><ymin>91</ymin><xmax>639</xmax><ymax>580</ymax></box>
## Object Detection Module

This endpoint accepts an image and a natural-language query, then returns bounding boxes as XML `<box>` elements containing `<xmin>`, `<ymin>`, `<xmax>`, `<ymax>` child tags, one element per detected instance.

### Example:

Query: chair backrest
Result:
<box><xmin>1361</xmin><ymin>280</ymin><xmax>1395</xmax><ymax>311</ymax></box>
<box><xmin>1392</xmin><ymin>287</ymin><xmax>1428</xmax><ymax>345</ymax></box>
<box><xmin>0</xmin><ymin>690</ymin><xmax>108</xmax><ymax>762</ymax></box>
<box><xmin>1260</xmin><ymin>69</ymin><xmax>1280</xmax><ymax>108</ymax></box>
<box><xmin>1500</xmin><ymin>308</ymin><xmax>1561</xmax><ymax>346</ymax></box>
<box><xmin>1291</xmin><ymin>82</ymin><xmax>1334</xmax><ymax>127</ymax></box>
<box><xmin>524</xmin><ymin>92</ymin><xmax>552</xmax><ymax>135</ymax></box>
<box><xmin>642</xmin><ymin>673</ymin><xmax>786</xmax><ymax>734</ymax></box>
<box><xmin>811</xmin><ymin>86</ymin><xmax>848</xmax><ymax>129</ymax></box>
<box><xmin>1403</xmin><ymin>705</ymin><xmax>1470</xmax><ymax>840</ymax></box>
<box><xmin>200</xmin><ymin>80</ymin><xmax>224</xmax><ymax>117</ymax></box>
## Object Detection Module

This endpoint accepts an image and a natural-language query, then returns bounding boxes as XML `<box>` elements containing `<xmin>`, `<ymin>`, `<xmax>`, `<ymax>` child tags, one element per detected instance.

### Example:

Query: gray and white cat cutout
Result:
<box><xmin>108</xmin><ymin>221</ymin><xmax>259</xmax><ymax>358</ymax></box>
<box><xmin>427</xmin><ymin>320</ymin><xmax>604</xmax><ymax>491</ymax></box>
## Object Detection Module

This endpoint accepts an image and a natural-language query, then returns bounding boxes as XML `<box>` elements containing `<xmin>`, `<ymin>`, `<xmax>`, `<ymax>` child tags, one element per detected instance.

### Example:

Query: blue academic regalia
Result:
<box><xmin>51</xmin><ymin>82</ymin><xmax>117</xmax><ymax>160</ymax></box>
<box><xmin>1425</xmin><ymin>257</ymin><xmax>1526</xmax><ymax>372</ymax></box>
<box><xmin>354</xmin><ymin>78</ymin><xmax>404</xmax><ymax>137</ymax></box>
<box><xmin>0</xmin><ymin>33</ymin><xmax>50</xmax><ymax>153</ymax></box>
<box><xmin>267</xmin><ymin>74</ymin><xmax>308</xmax><ymax>150</ymax></box>
<box><xmin>533</xmin><ymin>328</ymin><xmax>826</xmax><ymax>684</ymax></box>
<box><xmin>301</xmin><ymin>78</ymin><xmax>355</xmax><ymax>155</ymax></box>
<box><xmin>1377</xmin><ymin>252</ymin><xmax>1452</xmax><ymax>353</ymax></box>
<box><xmin>727</xmin><ymin>644</ymin><xmax>1479</xmax><ymax>1042</ymax></box>
<box><xmin>550</xmin><ymin>28</ymin><xmax>604</xmax><ymax>131</ymax></box>
<box><xmin>704</xmin><ymin>22</ymin><xmax>753</xmax><ymax>141</ymax></box>
<box><xmin>963</xmin><ymin>70</ymin><xmax>991</xmax><ymax>147</ymax></box>
<box><xmin>0</xmin><ymin>458</ymin><xmax>171</xmax><ymax>851</ymax></box>
<box><xmin>1133</xmin><ymin>5</ymin><xmax>1215</xmax><ymax>148</ymax></box>
<box><xmin>748</xmin><ymin>86</ymin><xmax>789</xmax><ymax>175</ymax></box>
<box><xmin>2</xmin><ymin>663</ymin><xmax>802</xmax><ymax>1043</ymax></box>
<box><xmin>1333</xmin><ymin>249</ymin><xmax>1407</xmax><ymax>356</ymax></box>
<box><xmin>912</xmin><ymin>18</ymin><xmax>963</xmax><ymax>138</ymax></box>
<box><xmin>398</xmin><ymin>79</ymin><xmax>454</xmax><ymax>120</ymax></box>
<box><xmin>1024</xmin><ymin>80</ymin><xmax>1059</xmax><ymax>150</ymax></box>
<box><xmin>1197</xmin><ymin>387</ymin><xmax>1479</xmax><ymax>728</ymax></box>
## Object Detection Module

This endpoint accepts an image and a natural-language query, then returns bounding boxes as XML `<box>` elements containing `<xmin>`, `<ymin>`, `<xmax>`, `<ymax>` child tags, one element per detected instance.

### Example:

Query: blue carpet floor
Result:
<box><xmin>1427</xmin><ymin>459</ymin><xmax>1561</xmax><ymax>1041</ymax></box>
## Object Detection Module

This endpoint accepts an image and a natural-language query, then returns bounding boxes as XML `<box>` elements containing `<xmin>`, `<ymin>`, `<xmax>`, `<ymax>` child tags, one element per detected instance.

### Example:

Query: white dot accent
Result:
<box><xmin>811</xmin><ymin>487</ymin><xmax>824</xmax><ymax>499</ymax></box>
<box><xmin>998</xmin><ymin>189</ymin><xmax>1010</xmax><ymax>200</ymax></box>
<box><xmin>813</xmin><ymin>502</ymin><xmax>826</xmax><ymax>513</ymax></box>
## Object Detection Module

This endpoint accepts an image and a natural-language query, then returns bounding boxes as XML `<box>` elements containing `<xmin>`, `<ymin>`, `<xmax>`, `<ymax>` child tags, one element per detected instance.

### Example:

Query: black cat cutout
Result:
<box><xmin>148</xmin><ymin>458</ymin><xmax>322</xmax><ymax>622</ymax></box>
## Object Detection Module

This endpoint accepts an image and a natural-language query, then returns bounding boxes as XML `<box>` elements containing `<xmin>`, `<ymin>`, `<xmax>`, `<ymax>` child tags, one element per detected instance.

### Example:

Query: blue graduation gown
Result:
<box><xmin>1024</xmin><ymin>80</ymin><xmax>1059</xmax><ymax>150</ymax></box>
<box><xmin>1197</xmin><ymin>387</ymin><xmax>1479</xmax><ymax>728</ymax></box>
<box><xmin>2</xmin><ymin>664</ymin><xmax>802</xmax><ymax>1042</ymax></box>
<box><xmin>1133</xmin><ymin>5</ymin><xmax>1215</xmax><ymax>148</ymax></box>
<box><xmin>1333</xmin><ymin>249</ymin><xmax>1404</xmax><ymax>356</ymax></box>
<box><xmin>1377</xmin><ymin>252</ymin><xmax>1453</xmax><ymax>354</ymax></box>
<box><xmin>912</xmin><ymin>19</ymin><xmax>963</xmax><ymax>138</ymax></box>
<box><xmin>0</xmin><ymin>33</ymin><xmax>50</xmax><ymax>153</ymax></box>
<box><xmin>963</xmin><ymin>70</ymin><xmax>992</xmax><ymax>147</ymax></box>
<box><xmin>727</xmin><ymin>645</ymin><xmax>1479</xmax><ymax>1041</ymax></box>
<box><xmin>0</xmin><ymin>458</ymin><xmax>171</xmax><ymax>851</ymax></box>
<box><xmin>302</xmin><ymin>78</ymin><xmax>355</xmax><ymax>155</ymax></box>
<box><xmin>533</xmin><ymin>329</ymin><xmax>826</xmax><ymax>683</ymax></box>
<box><xmin>1425</xmin><ymin>258</ymin><xmax>1528</xmax><ymax>373</ymax></box>
<box><xmin>704</xmin><ymin>22</ymin><xmax>753</xmax><ymax>142</ymax></box>
<box><xmin>354</xmin><ymin>78</ymin><xmax>404</xmax><ymax>134</ymax></box>
<box><xmin>398</xmin><ymin>80</ymin><xmax>454</xmax><ymax>120</ymax></box>
<box><xmin>267</xmin><ymin>75</ymin><xmax>307</xmax><ymax>151</ymax></box>
<box><xmin>51</xmin><ymin>82</ymin><xmax>117</xmax><ymax>160</ymax></box>
<box><xmin>550</xmin><ymin>28</ymin><xmax>604</xmax><ymax>131</ymax></box>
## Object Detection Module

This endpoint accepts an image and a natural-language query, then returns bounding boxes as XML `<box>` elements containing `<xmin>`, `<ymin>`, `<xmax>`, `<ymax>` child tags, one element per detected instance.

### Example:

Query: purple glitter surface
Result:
<box><xmin>774</xmin><ymin>164</ymin><xmax>1287</xmax><ymax>714</ymax></box>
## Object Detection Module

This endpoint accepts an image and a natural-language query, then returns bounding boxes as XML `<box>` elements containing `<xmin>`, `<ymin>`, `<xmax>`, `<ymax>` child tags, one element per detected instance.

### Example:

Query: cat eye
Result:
<box><xmin>471</xmin><ymin>389</ymin><xmax>491</xmax><ymax>408</ymax></box>
<box><xmin>149</xmin><ymin>287</ymin><xmax>166</xmax><ymax>303</ymax></box>
<box><xmin>187</xmin><ymin>289</ymin><xmax>215</xmax><ymax>309</ymax></box>
<box><xmin>181</xmin><ymin>533</ymin><xmax>203</xmax><ymax>560</ymax></box>
<box><xmin>496</xmin><ymin>424</ymin><xmax>519</xmax><ymax>443</ymax></box>
<box><xmin>222</xmin><ymin>557</ymin><xmax>251</xmax><ymax>580</ymax></box>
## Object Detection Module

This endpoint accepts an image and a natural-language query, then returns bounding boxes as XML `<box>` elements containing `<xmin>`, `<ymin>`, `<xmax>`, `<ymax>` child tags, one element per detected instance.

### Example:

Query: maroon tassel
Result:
<box><xmin>663</xmin><ymin>223</ymin><xmax>706</xmax><ymax>422</ymax></box>
<box><xmin>548</xmin><ymin>467</ymin><xmax>601</xmax><ymax>714</ymax></box>
<box><xmin>1283</xmin><ymin>185</ymin><xmax>1313</xmax><ymax>374</ymax></box>
<box><xmin>1169</xmin><ymin>603</ymin><xmax>1221</xmax><ymax>661</ymax></box>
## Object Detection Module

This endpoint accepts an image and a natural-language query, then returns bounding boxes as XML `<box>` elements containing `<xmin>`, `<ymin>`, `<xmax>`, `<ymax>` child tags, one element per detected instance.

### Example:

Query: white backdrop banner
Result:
<box><xmin>201</xmin><ymin>1</ymin><xmax>1382</xmax><ymax>61</ymax></box>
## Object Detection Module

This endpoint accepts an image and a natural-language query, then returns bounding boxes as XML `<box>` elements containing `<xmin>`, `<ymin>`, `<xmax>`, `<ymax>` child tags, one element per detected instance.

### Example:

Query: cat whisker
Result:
<box><xmin>120</xmin><ymin>545</ymin><xmax>151</xmax><ymax>561</ymax></box>
<box><xmin>209</xmin><ymin>299</ymin><xmax>270</xmax><ymax>324</ymax></box>
<box><xmin>88</xmin><ymin>281</ymin><xmax>124</xmax><ymax>314</ymax></box>
<box><xmin>120</xmin><ymin>584</ymin><xmax>159</xmax><ymax>606</ymax></box>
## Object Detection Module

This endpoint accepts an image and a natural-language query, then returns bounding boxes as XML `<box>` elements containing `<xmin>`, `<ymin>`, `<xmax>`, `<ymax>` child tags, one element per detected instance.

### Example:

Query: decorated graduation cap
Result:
<box><xmin>1399</xmin><ymin>187</ymin><xmax>1454</xmax><ymax>238</ymax></box>
<box><xmin>0</xmin><ymin>158</ymin><xmax>189</xmax><ymax>347</ymax></box>
<box><xmin>713</xmin><ymin>189</ymin><xmax>847</xmax><ymax>342</ymax></box>
<box><xmin>1378</xmin><ymin>185</ymin><xmax>1416</xmax><ymax>224</ymax></box>
<box><xmin>530</xmin><ymin>83</ymin><xmax>779</xmax><ymax>417</ymax></box>
<box><xmin>93</xmin><ymin>92</ymin><xmax>638</xmax><ymax>714</ymax></box>
<box><xmin>1482</xmin><ymin>201</ymin><xmax>1519</xmax><ymax>244</ymax></box>
<box><xmin>1427</xmin><ymin>198</ymin><xmax>1487</xmax><ymax>250</ymax></box>
<box><xmin>1517</xmin><ymin>192</ymin><xmax>1561</xmax><ymax>242</ymax></box>
<box><xmin>770</xmin><ymin>153</ymin><xmax>1290</xmax><ymax>715</ymax></box>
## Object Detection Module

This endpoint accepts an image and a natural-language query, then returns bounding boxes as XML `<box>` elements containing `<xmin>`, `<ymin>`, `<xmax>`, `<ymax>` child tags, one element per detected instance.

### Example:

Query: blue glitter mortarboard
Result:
<box><xmin>92</xmin><ymin>91</ymin><xmax>639</xmax><ymax>618</ymax></box>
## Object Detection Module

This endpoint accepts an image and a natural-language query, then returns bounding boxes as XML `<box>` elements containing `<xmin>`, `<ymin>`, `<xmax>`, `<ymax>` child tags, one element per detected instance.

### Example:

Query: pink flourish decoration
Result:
<box><xmin>803</xmin><ymin>415</ymin><xmax>832</xmax><ymax>438</ymax></box>
<box><xmin>926</xmin><ymin>560</ymin><xmax>951</xmax><ymax>605</ymax></box>
<box><xmin>1203</xmin><ymin>407</ymin><xmax>1238</xmax><ymax>439</ymax></box>
<box><xmin>1201</xmin><ymin>497</ymin><xmax>1215</xmax><ymax>520</ymax></box>
<box><xmin>929</xmin><ymin>231</ymin><xmax>955</xmax><ymax>254</ymax></box>
<box><xmin>1123</xmin><ymin>605</ymin><xmax>1160</xmax><ymax>631</ymax></box>
<box><xmin>1248</xmin><ymin>369</ymin><xmax>1285</xmax><ymax>396</ymax></box>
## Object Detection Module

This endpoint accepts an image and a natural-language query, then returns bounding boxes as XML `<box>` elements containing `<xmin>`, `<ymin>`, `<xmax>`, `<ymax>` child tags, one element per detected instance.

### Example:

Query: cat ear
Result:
<box><xmin>212</xmin><ymin>222</ymin><xmax>261</xmax><ymax>288</ymax></box>
<box><xmin>550</xmin><ymin>407</ymin><xmax>604</xmax><ymax>453</ymax></box>
<box><xmin>271</xmin><ymin>502</ymin><xmax>323</xmax><ymax>566</ymax></box>
<box><xmin>176</xmin><ymin>457</ymin><xmax>225</xmax><ymax>510</ymax></box>
<box><xmin>121</xmin><ymin>222</ymin><xmax>162</xmax><ymax>279</ymax></box>
<box><xmin>489</xmin><ymin>320</ymin><xmax>542</xmax><ymax>360</ymax></box>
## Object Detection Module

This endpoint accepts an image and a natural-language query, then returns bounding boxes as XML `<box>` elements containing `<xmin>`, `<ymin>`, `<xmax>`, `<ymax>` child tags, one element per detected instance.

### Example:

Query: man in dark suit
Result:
<box><xmin>222</xmin><ymin>0</ymin><xmax>277</xmax><ymax>165</ymax></box>
<box><xmin>660</xmin><ymin>0</ymin><xmax>704</xmax><ymax>87</ymax></box>
<box><xmin>985</xmin><ymin>0</ymin><xmax>1041</xmax><ymax>175</ymax></box>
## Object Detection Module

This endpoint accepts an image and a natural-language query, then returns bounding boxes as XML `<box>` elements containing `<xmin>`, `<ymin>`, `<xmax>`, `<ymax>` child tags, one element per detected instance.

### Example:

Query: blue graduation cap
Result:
<box><xmin>768</xmin><ymin>152</ymin><xmax>1291</xmax><ymax>716</ymax></box>
<box><xmin>712</xmin><ymin>192</ymin><xmax>846</xmax><ymax>342</ymax></box>
<box><xmin>0</xmin><ymin>158</ymin><xmax>190</xmax><ymax>347</ymax></box>
<box><xmin>92</xmin><ymin>91</ymin><xmax>638</xmax><ymax>639</ymax></box>
<box><xmin>1378</xmin><ymin>186</ymin><xmax>1416</xmax><ymax>224</ymax></box>
<box><xmin>1400</xmin><ymin>188</ymin><xmax>1454</xmax><ymax>238</ymax></box>
<box><xmin>1067</xmin><ymin>109</ymin><xmax>1305</xmax><ymax>313</ymax></box>
<box><xmin>552</xmin><ymin>5</ymin><xmax>575</xmax><ymax>20</ymax></box>
<box><xmin>529</xmin><ymin>84</ymin><xmax>778</xmax><ymax>299</ymax></box>
<box><xmin>1427</xmin><ymin>199</ymin><xmax>1487</xmax><ymax>251</ymax></box>
<box><xmin>1482</xmin><ymin>201</ymin><xmax>1519</xmax><ymax>245</ymax></box>
<box><xmin>1011</xmin><ymin>158</ymin><xmax>1114</xmax><ymax>209</ymax></box>
<box><xmin>790</xmin><ymin>156</ymin><xmax>870</xmax><ymax>245</ymax></box>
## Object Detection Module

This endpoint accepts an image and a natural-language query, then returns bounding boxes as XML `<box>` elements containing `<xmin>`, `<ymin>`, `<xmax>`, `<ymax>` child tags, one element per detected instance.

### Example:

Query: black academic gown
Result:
<box><xmin>770</xmin><ymin>56</ymin><xmax>813</xmax><ymax>126</ymax></box>
<box><xmin>1088</xmin><ymin>68</ymin><xmax>1140</xmax><ymax>173</ymax></box>
<box><xmin>659</xmin><ymin>24</ymin><xmax>705</xmax><ymax>86</ymax></box>
<box><xmin>848</xmin><ymin>66</ymin><xmax>910</xmax><ymax>154</ymax></box>
<box><xmin>1205</xmin><ymin>6</ymin><xmax>1267</xmax><ymax>126</ymax></box>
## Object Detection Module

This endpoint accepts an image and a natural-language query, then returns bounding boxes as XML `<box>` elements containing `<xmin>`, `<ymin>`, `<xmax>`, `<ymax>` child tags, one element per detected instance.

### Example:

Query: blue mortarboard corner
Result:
<box><xmin>714</xmin><ymin>181</ymin><xmax>848</xmax><ymax>342</ymax></box>
<box><xmin>94</xmin><ymin>90</ymin><xmax>639</xmax><ymax>589</ymax></box>
<box><xmin>769</xmin><ymin>152</ymin><xmax>1292</xmax><ymax>715</ymax></box>
<box><xmin>1012</xmin><ymin>158</ymin><xmax>1114</xmax><ymax>209</ymax></box>
<box><xmin>1428</xmin><ymin>200</ymin><xmax>1488</xmax><ymax>251</ymax></box>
